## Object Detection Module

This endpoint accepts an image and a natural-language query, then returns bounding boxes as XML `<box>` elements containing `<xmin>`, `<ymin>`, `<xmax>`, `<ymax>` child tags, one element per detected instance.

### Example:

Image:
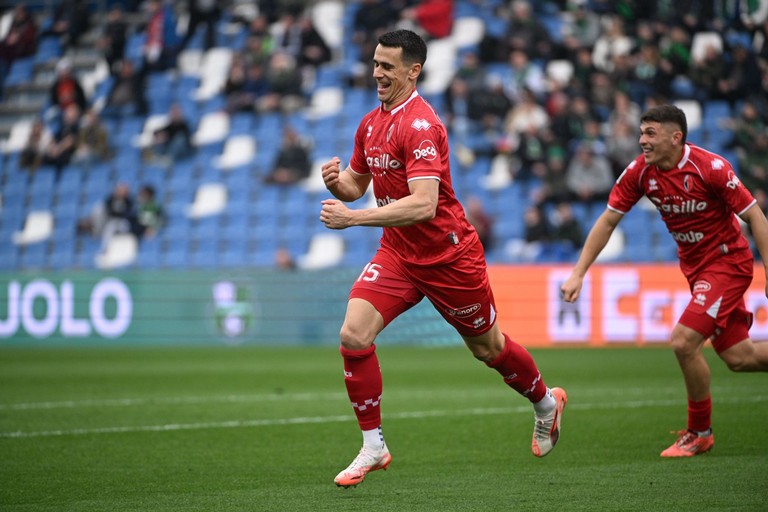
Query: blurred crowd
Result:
<box><xmin>1</xmin><ymin>0</ymin><xmax>767</xmax><ymax>263</ymax></box>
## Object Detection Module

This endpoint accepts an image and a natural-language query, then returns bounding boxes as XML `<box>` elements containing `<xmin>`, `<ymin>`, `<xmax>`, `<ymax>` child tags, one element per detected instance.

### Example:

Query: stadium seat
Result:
<box><xmin>213</xmin><ymin>134</ymin><xmax>256</xmax><ymax>170</ymax></box>
<box><xmin>95</xmin><ymin>233</ymin><xmax>138</xmax><ymax>269</ymax></box>
<box><xmin>13</xmin><ymin>210</ymin><xmax>54</xmax><ymax>245</ymax></box>
<box><xmin>186</xmin><ymin>182</ymin><xmax>228</xmax><ymax>218</ymax></box>
<box><xmin>192</xmin><ymin>111</ymin><xmax>230</xmax><ymax>147</ymax></box>
<box><xmin>479</xmin><ymin>154</ymin><xmax>514</xmax><ymax>190</ymax></box>
<box><xmin>690</xmin><ymin>31</ymin><xmax>723</xmax><ymax>63</ymax></box>
<box><xmin>192</xmin><ymin>47</ymin><xmax>233</xmax><ymax>101</ymax></box>
<box><xmin>297</xmin><ymin>232</ymin><xmax>345</xmax><ymax>269</ymax></box>
<box><xmin>451</xmin><ymin>17</ymin><xmax>485</xmax><ymax>49</ymax></box>
<box><xmin>673</xmin><ymin>100</ymin><xmax>702</xmax><ymax>131</ymax></box>
<box><xmin>421</xmin><ymin>38</ymin><xmax>457</xmax><ymax>95</ymax></box>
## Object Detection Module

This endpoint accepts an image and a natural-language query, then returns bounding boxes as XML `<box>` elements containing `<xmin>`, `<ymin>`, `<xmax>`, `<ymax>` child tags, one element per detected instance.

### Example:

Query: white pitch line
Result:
<box><xmin>2</xmin><ymin>396</ymin><xmax>766</xmax><ymax>439</ymax></box>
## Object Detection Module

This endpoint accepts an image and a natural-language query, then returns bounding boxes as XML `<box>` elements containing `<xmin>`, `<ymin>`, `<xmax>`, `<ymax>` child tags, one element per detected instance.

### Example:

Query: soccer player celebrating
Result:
<box><xmin>319</xmin><ymin>29</ymin><xmax>567</xmax><ymax>488</ymax></box>
<box><xmin>561</xmin><ymin>104</ymin><xmax>768</xmax><ymax>457</ymax></box>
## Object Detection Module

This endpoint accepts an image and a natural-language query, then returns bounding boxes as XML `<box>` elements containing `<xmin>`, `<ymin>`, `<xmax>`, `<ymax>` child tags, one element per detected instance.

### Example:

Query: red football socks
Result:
<box><xmin>486</xmin><ymin>334</ymin><xmax>547</xmax><ymax>403</ymax></box>
<box><xmin>340</xmin><ymin>344</ymin><xmax>383</xmax><ymax>431</ymax></box>
<box><xmin>687</xmin><ymin>396</ymin><xmax>712</xmax><ymax>433</ymax></box>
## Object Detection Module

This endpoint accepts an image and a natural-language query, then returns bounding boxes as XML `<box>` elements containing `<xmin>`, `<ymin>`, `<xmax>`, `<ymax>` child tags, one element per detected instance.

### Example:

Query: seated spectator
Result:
<box><xmin>737</xmin><ymin>132</ymin><xmax>768</xmax><ymax>195</ymax></box>
<box><xmin>272</xmin><ymin>8</ymin><xmax>332</xmax><ymax>70</ymax></box>
<box><xmin>181</xmin><ymin>0</ymin><xmax>220</xmax><ymax>52</ymax></box>
<box><xmin>532</xmin><ymin>145</ymin><xmax>571</xmax><ymax>206</ymax></box>
<box><xmin>143</xmin><ymin>103</ymin><xmax>193</xmax><ymax>165</ymax></box>
<box><xmin>504</xmin><ymin>204</ymin><xmax>551</xmax><ymax>262</ymax></box>
<box><xmin>565</xmin><ymin>140</ymin><xmax>614</xmax><ymax>203</ymax></box>
<box><xmin>19</xmin><ymin>119</ymin><xmax>52</xmax><ymax>174</ymax></box>
<box><xmin>264</xmin><ymin>126</ymin><xmax>311</xmax><ymax>184</ymax></box>
<box><xmin>77</xmin><ymin>182</ymin><xmax>136</xmax><ymax>252</ymax></box>
<box><xmin>550</xmin><ymin>201</ymin><xmax>584</xmax><ymax>250</ymax></box>
<box><xmin>103</xmin><ymin>59</ymin><xmax>148</xmax><ymax>117</ymax></box>
<box><xmin>47</xmin><ymin>59</ymin><xmax>88</xmax><ymax>121</ymax></box>
<box><xmin>41</xmin><ymin>104</ymin><xmax>81</xmax><ymax>180</ymax></box>
<box><xmin>0</xmin><ymin>4</ymin><xmax>38</xmax><ymax>84</ymax></box>
<box><xmin>97</xmin><ymin>4</ymin><xmax>128</xmax><ymax>74</ymax></box>
<box><xmin>223</xmin><ymin>57</ymin><xmax>271</xmax><ymax>114</ymax></box>
<box><xmin>260</xmin><ymin>51</ymin><xmax>305</xmax><ymax>113</ymax></box>
<box><xmin>131</xmin><ymin>184</ymin><xmax>165</xmax><ymax>240</ymax></box>
<box><xmin>275</xmin><ymin>247</ymin><xmax>297</xmax><ymax>270</ymax></box>
<box><xmin>399</xmin><ymin>0</ymin><xmax>454</xmax><ymax>40</ymax></box>
<box><xmin>139</xmin><ymin>0</ymin><xmax>182</xmax><ymax>77</ymax></box>
<box><xmin>464</xmin><ymin>196</ymin><xmax>495</xmax><ymax>251</ymax></box>
<box><xmin>73</xmin><ymin>108</ymin><xmax>113</xmax><ymax>167</ymax></box>
<box><xmin>40</xmin><ymin>0</ymin><xmax>90</xmax><ymax>49</ymax></box>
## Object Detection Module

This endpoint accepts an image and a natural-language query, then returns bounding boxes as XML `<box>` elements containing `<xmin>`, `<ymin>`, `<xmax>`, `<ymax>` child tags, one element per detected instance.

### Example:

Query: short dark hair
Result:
<box><xmin>640</xmin><ymin>105</ymin><xmax>688</xmax><ymax>143</ymax></box>
<box><xmin>378</xmin><ymin>29</ymin><xmax>427</xmax><ymax>66</ymax></box>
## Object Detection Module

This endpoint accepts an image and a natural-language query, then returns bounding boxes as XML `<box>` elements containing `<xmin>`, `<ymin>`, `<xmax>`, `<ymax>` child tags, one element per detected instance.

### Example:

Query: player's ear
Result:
<box><xmin>408</xmin><ymin>62</ymin><xmax>422</xmax><ymax>81</ymax></box>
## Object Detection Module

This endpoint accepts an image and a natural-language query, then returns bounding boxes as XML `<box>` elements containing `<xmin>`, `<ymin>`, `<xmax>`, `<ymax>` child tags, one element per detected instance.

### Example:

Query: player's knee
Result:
<box><xmin>339</xmin><ymin>324</ymin><xmax>374</xmax><ymax>351</ymax></box>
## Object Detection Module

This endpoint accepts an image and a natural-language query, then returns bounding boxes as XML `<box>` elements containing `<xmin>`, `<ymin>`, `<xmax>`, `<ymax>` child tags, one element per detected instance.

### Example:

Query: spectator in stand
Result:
<box><xmin>591</xmin><ymin>15</ymin><xmax>633</xmax><ymax>74</ymax></box>
<box><xmin>505</xmin><ymin>204</ymin><xmax>552</xmax><ymax>261</ymax></box>
<box><xmin>41</xmin><ymin>0</ymin><xmax>90</xmax><ymax>49</ymax></box>
<box><xmin>715</xmin><ymin>39</ymin><xmax>763</xmax><ymax>111</ymax></box>
<box><xmin>131</xmin><ymin>184</ymin><xmax>165</xmax><ymax>241</ymax></box>
<box><xmin>181</xmin><ymin>0</ymin><xmax>220</xmax><ymax>51</ymax></box>
<box><xmin>399</xmin><ymin>0</ymin><xmax>454</xmax><ymax>40</ymax></box>
<box><xmin>144</xmin><ymin>103</ymin><xmax>193</xmax><ymax>165</ymax></box>
<box><xmin>565</xmin><ymin>140</ymin><xmax>614</xmax><ymax>203</ymax></box>
<box><xmin>496</xmin><ymin>49</ymin><xmax>547</xmax><ymax>103</ymax></box>
<box><xmin>97</xmin><ymin>4</ymin><xmax>128</xmax><ymax>75</ymax></box>
<box><xmin>272</xmin><ymin>8</ymin><xmax>332</xmax><ymax>71</ymax></box>
<box><xmin>48</xmin><ymin>59</ymin><xmax>88</xmax><ymax>119</ymax></box>
<box><xmin>605</xmin><ymin>118</ymin><xmax>639</xmax><ymax>178</ymax></box>
<box><xmin>72</xmin><ymin>108</ymin><xmax>113</xmax><ymax>167</ymax></box>
<box><xmin>532</xmin><ymin>145</ymin><xmax>571</xmax><ymax>205</ymax></box>
<box><xmin>0</xmin><ymin>3</ymin><xmax>38</xmax><ymax>85</ymax></box>
<box><xmin>77</xmin><ymin>183</ymin><xmax>132</xmax><ymax>244</ymax></box>
<box><xmin>738</xmin><ymin>132</ymin><xmax>768</xmax><ymax>195</ymax></box>
<box><xmin>19</xmin><ymin>119</ymin><xmax>52</xmax><ymax>174</ymax></box>
<box><xmin>264</xmin><ymin>125</ymin><xmax>312</xmax><ymax>184</ymax></box>
<box><xmin>103</xmin><ymin>59</ymin><xmax>149</xmax><ymax>117</ymax></box>
<box><xmin>139</xmin><ymin>0</ymin><xmax>182</xmax><ymax>77</ymax></box>
<box><xmin>505</xmin><ymin>0</ymin><xmax>556</xmax><ymax>60</ymax></box>
<box><xmin>261</xmin><ymin>50</ymin><xmax>305</xmax><ymax>113</ymax></box>
<box><xmin>464</xmin><ymin>196</ymin><xmax>495</xmax><ymax>251</ymax></box>
<box><xmin>41</xmin><ymin>103</ymin><xmax>81</xmax><ymax>180</ymax></box>
<box><xmin>349</xmin><ymin>0</ymin><xmax>401</xmax><ymax>88</ymax></box>
<box><xmin>551</xmin><ymin>201</ymin><xmax>584</xmax><ymax>251</ymax></box>
<box><xmin>502</xmin><ymin>88</ymin><xmax>549</xmax><ymax>139</ymax></box>
<box><xmin>560</xmin><ymin>0</ymin><xmax>601</xmax><ymax>59</ymax></box>
<box><xmin>242</xmin><ymin>28</ymin><xmax>273</xmax><ymax>66</ymax></box>
<box><xmin>724</xmin><ymin>100</ymin><xmax>766</xmax><ymax>155</ymax></box>
<box><xmin>689</xmin><ymin>42</ymin><xmax>728</xmax><ymax>108</ymax></box>
<box><xmin>223</xmin><ymin>57</ymin><xmax>271</xmax><ymax>114</ymax></box>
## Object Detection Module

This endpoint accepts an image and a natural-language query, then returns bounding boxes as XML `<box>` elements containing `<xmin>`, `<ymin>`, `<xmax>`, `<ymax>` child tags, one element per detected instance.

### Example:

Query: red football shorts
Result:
<box><xmin>349</xmin><ymin>242</ymin><xmax>497</xmax><ymax>338</ymax></box>
<box><xmin>678</xmin><ymin>259</ymin><xmax>754</xmax><ymax>353</ymax></box>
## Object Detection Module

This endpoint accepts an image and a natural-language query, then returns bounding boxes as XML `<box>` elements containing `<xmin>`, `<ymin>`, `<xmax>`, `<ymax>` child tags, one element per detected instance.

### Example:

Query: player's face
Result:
<box><xmin>372</xmin><ymin>44</ymin><xmax>420</xmax><ymax>110</ymax></box>
<box><xmin>638</xmin><ymin>121</ymin><xmax>683</xmax><ymax>170</ymax></box>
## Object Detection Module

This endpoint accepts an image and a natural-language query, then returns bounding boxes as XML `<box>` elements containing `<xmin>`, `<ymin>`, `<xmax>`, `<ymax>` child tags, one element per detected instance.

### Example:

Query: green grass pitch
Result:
<box><xmin>1</xmin><ymin>345</ymin><xmax>766</xmax><ymax>511</ymax></box>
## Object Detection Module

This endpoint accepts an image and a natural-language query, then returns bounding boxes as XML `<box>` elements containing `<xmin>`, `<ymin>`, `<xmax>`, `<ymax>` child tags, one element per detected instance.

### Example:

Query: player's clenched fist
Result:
<box><xmin>320</xmin><ymin>199</ymin><xmax>353</xmax><ymax>230</ymax></box>
<box><xmin>322</xmin><ymin>157</ymin><xmax>342</xmax><ymax>189</ymax></box>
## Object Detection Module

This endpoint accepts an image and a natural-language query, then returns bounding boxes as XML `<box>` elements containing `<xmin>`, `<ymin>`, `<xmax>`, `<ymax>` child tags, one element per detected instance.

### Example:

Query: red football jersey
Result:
<box><xmin>348</xmin><ymin>90</ymin><xmax>479</xmax><ymax>266</ymax></box>
<box><xmin>609</xmin><ymin>143</ymin><xmax>757</xmax><ymax>278</ymax></box>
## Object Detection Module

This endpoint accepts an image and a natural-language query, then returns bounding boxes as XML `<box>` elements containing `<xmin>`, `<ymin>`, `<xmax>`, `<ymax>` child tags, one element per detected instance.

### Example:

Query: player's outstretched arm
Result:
<box><xmin>322</xmin><ymin>157</ymin><xmax>370</xmax><ymax>202</ymax></box>
<box><xmin>740</xmin><ymin>203</ymin><xmax>768</xmax><ymax>298</ymax></box>
<box><xmin>561</xmin><ymin>208</ymin><xmax>623</xmax><ymax>302</ymax></box>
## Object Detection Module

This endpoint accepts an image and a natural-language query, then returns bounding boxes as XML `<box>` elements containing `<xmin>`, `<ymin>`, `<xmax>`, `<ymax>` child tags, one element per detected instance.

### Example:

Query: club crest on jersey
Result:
<box><xmin>411</xmin><ymin>118</ymin><xmax>431</xmax><ymax>131</ymax></box>
<box><xmin>683</xmin><ymin>175</ymin><xmax>691</xmax><ymax>192</ymax></box>
<box><xmin>387</xmin><ymin>123</ymin><xmax>394</xmax><ymax>142</ymax></box>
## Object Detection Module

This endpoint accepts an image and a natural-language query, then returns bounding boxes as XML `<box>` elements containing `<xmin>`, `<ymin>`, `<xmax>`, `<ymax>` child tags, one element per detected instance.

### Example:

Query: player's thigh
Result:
<box><xmin>339</xmin><ymin>298</ymin><xmax>386</xmax><ymax>349</ymax></box>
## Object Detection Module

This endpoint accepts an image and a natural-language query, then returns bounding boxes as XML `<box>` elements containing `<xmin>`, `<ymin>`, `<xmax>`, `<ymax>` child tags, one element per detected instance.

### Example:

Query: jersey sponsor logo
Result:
<box><xmin>693</xmin><ymin>280</ymin><xmax>711</xmax><ymax>293</ymax></box>
<box><xmin>447</xmin><ymin>303</ymin><xmax>481</xmax><ymax>318</ymax></box>
<box><xmin>670</xmin><ymin>230</ymin><xmax>704</xmax><ymax>243</ymax></box>
<box><xmin>653</xmin><ymin>198</ymin><xmax>708</xmax><ymax>214</ymax></box>
<box><xmin>413</xmin><ymin>140</ymin><xmax>437</xmax><ymax>161</ymax></box>
<box><xmin>726</xmin><ymin>170</ymin><xmax>740</xmax><ymax>190</ymax></box>
<box><xmin>366</xmin><ymin>153</ymin><xmax>403</xmax><ymax>172</ymax></box>
<box><xmin>411</xmin><ymin>118</ymin><xmax>431</xmax><ymax>131</ymax></box>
